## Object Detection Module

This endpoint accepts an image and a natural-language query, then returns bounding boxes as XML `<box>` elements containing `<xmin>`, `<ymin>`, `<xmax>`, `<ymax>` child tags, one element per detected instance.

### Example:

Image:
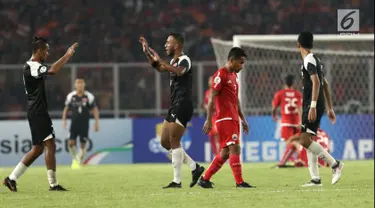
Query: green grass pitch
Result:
<box><xmin>0</xmin><ymin>161</ymin><xmax>373</xmax><ymax>208</ymax></box>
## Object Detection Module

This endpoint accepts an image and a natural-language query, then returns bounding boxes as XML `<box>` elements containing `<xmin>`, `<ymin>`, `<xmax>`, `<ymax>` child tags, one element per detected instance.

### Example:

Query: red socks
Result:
<box><xmin>229</xmin><ymin>154</ymin><xmax>244</xmax><ymax>184</ymax></box>
<box><xmin>279</xmin><ymin>143</ymin><xmax>296</xmax><ymax>166</ymax></box>
<box><xmin>203</xmin><ymin>153</ymin><xmax>244</xmax><ymax>185</ymax></box>
<box><xmin>203</xmin><ymin>154</ymin><xmax>226</xmax><ymax>181</ymax></box>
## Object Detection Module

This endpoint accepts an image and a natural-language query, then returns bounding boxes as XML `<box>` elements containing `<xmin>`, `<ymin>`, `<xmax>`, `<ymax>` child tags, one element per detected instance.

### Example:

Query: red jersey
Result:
<box><xmin>272</xmin><ymin>88</ymin><xmax>302</xmax><ymax>127</ymax></box>
<box><xmin>211</xmin><ymin>67</ymin><xmax>239</xmax><ymax>123</ymax></box>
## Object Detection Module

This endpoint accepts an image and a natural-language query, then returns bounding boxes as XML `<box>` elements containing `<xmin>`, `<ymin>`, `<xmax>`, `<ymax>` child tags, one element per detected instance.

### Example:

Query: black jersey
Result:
<box><xmin>301</xmin><ymin>53</ymin><xmax>325</xmax><ymax>111</ymax></box>
<box><xmin>169</xmin><ymin>54</ymin><xmax>193</xmax><ymax>106</ymax></box>
<box><xmin>65</xmin><ymin>91</ymin><xmax>96</xmax><ymax>127</ymax></box>
<box><xmin>23</xmin><ymin>60</ymin><xmax>50</xmax><ymax>117</ymax></box>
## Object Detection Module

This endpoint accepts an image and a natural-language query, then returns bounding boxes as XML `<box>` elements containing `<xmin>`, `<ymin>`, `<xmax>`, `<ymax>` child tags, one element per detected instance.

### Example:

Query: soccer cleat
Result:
<box><xmin>162</xmin><ymin>181</ymin><xmax>182</xmax><ymax>189</ymax></box>
<box><xmin>71</xmin><ymin>159</ymin><xmax>81</xmax><ymax>170</ymax></box>
<box><xmin>302</xmin><ymin>179</ymin><xmax>322</xmax><ymax>187</ymax></box>
<box><xmin>236</xmin><ymin>182</ymin><xmax>256</xmax><ymax>188</ymax></box>
<box><xmin>332</xmin><ymin>161</ymin><xmax>344</xmax><ymax>185</ymax></box>
<box><xmin>190</xmin><ymin>164</ymin><xmax>205</xmax><ymax>188</ymax></box>
<box><xmin>3</xmin><ymin>177</ymin><xmax>17</xmax><ymax>192</ymax></box>
<box><xmin>197</xmin><ymin>177</ymin><xmax>214</xmax><ymax>188</ymax></box>
<box><xmin>49</xmin><ymin>185</ymin><xmax>68</xmax><ymax>191</ymax></box>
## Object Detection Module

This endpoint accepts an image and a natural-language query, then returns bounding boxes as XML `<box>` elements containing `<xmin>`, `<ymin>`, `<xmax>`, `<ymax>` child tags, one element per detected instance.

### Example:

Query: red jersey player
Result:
<box><xmin>271</xmin><ymin>74</ymin><xmax>302</xmax><ymax>167</ymax></box>
<box><xmin>198</xmin><ymin>47</ymin><xmax>255</xmax><ymax>188</ymax></box>
<box><xmin>203</xmin><ymin>76</ymin><xmax>220</xmax><ymax>156</ymax></box>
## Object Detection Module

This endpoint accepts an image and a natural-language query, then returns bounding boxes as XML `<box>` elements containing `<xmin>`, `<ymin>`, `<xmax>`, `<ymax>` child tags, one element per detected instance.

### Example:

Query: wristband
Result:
<box><xmin>151</xmin><ymin>61</ymin><xmax>159</xmax><ymax>68</ymax></box>
<box><xmin>310</xmin><ymin>101</ymin><xmax>317</xmax><ymax>108</ymax></box>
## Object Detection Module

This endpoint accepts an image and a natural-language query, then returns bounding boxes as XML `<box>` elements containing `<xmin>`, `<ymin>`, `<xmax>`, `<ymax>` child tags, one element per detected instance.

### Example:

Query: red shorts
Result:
<box><xmin>216</xmin><ymin>120</ymin><xmax>240</xmax><ymax>148</ymax></box>
<box><xmin>208</xmin><ymin>117</ymin><xmax>218</xmax><ymax>137</ymax></box>
<box><xmin>281</xmin><ymin>126</ymin><xmax>299</xmax><ymax>141</ymax></box>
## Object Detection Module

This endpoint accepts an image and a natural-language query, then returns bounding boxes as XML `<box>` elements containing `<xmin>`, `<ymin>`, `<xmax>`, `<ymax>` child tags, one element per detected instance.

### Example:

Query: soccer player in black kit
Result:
<box><xmin>62</xmin><ymin>78</ymin><xmax>100</xmax><ymax>169</ymax></box>
<box><xmin>139</xmin><ymin>33</ymin><xmax>205</xmax><ymax>188</ymax></box>
<box><xmin>295</xmin><ymin>31</ymin><xmax>343</xmax><ymax>187</ymax></box>
<box><xmin>3</xmin><ymin>37</ymin><xmax>78</xmax><ymax>192</ymax></box>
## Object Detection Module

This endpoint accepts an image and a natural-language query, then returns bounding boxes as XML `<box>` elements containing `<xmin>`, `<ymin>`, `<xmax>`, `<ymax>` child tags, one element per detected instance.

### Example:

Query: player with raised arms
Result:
<box><xmin>139</xmin><ymin>33</ymin><xmax>205</xmax><ymax>189</ymax></box>
<box><xmin>3</xmin><ymin>37</ymin><xmax>78</xmax><ymax>192</ymax></box>
<box><xmin>198</xmin><ymin>47</ymin><xmax>255</xmax><ymax>188</ymax></box>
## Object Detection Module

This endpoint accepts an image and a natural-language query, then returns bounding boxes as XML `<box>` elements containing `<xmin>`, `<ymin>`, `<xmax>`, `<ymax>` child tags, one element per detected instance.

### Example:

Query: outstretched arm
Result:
<box><xmin>48</xmin><ymin>43</ymin><xmax>78</xmax><ymax>75</ymax></box>
<box><xmin>148</xmin><ymin>48</ymin><xmax>188</xmax><ymax>76</ymax></box>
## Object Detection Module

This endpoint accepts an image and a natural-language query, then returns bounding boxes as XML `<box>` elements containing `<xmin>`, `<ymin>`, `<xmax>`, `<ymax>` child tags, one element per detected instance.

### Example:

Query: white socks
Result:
<box><xmin>9</xmin><ymin>162</ymin><xmax>28</xmax><ymax>181</ymax></box>
<box><xmin>183</xmin><ymin>150</ymin><xmax>197</xmax><ymax>171</ymax></box>
<box><xmin>68</xmin><ymin>145</ymin><xmax>77</xmax><ymax>160</ymax></box>
<box><xmin>307</xmin><ymin>149</ymin><xmax>320</xmax><ymax>180</ymax></box>
<box><xmin>47</xmin><ymin>170</ymin><xmax>58</xmax><ymax>187</ymax></box>
<box><xmin>308</xmin><ymin>141</ymin><xmax>337</xmax><ymax>168</ymax></box>
<box><xmin>171</xmin><ymin>147</ymin><xmax>184</xmax><ymax>184</ymax></box>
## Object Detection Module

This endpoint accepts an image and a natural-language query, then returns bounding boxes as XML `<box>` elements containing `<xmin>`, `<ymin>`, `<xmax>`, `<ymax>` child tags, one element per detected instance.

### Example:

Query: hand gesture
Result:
<box><xmin>242</xmin><ymin>120</ymin><xmax>249</xmax><ymax>134</ymax></box>
<box><xmin>202</xmin><ymin>119</ymin><xmax>212</xmax><ymax>134</ymax></box>
<box><xmin>94</xmin><ymin>122</ymin><xmax>99</xmax><ymax>132</ymax></box>
<box><xmin>66</xmin><ymin>42</ymin><xmax>78</xmax><ymax>57</ymax></box>
<box><xmin>148</xmin><ymin>47</ymin><xmax>161</xmax><ymax>62</ymax></box>
<box><xmin>327</xmin><ymin>109</ymin><xmax>336</xmax><ymax>124</ymax></box>
<box><xmin>308</xmin><ymin>107</ymin><xmax>316</xmax><ymax>123</ymax></box>
<box><xmin>139</xmin><ymin>36</ymin><xmax>150</xmax><ymax>53</ymax></box>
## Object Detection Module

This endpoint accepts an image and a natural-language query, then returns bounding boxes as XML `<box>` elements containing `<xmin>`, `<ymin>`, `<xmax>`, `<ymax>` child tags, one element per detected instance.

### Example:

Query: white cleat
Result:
<box><xmin>332</xmin><ymin>162</ymin><xmax>344</xmax><ymax>185</ymax></box>
<box><xmin>302</xmin><ymin>179</ymin><xmax>322</xmax><ymax>187</ymax></box>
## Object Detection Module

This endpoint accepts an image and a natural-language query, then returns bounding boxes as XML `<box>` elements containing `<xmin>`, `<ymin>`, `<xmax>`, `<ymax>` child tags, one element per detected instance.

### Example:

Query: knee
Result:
<box><xmin>45</xmin><ymin>141</ymin><xmax>56</xmax><ymax>152</ymax></box>
<box><xmin>68</xmin><ymin>140</ymin><xmax>76</xmax><ymax>147</ymax></box>
<box><xmin>221</xmin><ymin>152</ymin><xmax>230</xmax><ymax>160</ymax></box>
<box><xmin>161</xmin><ymin>140</ymin><xmax>170</xmax><ymax>150</ymax></box>
<box><xmin>299</xmin><ymin>135</ymin><xmax>312</xmax><ymax>148</ymax></box>
<box><xmin>32</xmin><ymin>145</ymin><xmax>44</xmax><ymax>156</ymax></box>
<box><xmin>169</xmin><ymin>136</ymin><xmax>180</xmax><ymax>148</ymax></box>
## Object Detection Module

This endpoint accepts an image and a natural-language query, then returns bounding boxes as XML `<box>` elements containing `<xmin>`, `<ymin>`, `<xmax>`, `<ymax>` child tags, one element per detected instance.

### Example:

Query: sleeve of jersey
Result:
<box><xmin>212</xmin><ymin>72</ymin><xmax>224</xmax><ymax>92</ymax></box>
<box><xmin>178</xmin><ymin>59</ymin><xmax>191</xmax><ymax>74</ymax></box>
<box><xmin>87</xmin><ymin>93</ymin><xmax>97</xmax><ymax>108</ymax></box>
<box><xmin>65</xmin><ymin>95</ymin><xmax>72</xmax><ymax>107</ymax></box>
<box><xmin>29</xmin><ymin>62</ymin><xmax>49</xmax><ymax>78</ymax></box>
<box><xmin>303</xmin><ymin>55</ymin><xmax>317</xmax><ymax>75</ymax></box>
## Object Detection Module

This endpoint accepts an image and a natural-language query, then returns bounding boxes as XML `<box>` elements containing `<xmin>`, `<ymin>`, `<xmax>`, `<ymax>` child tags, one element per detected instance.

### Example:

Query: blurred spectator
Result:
<box><xmin>0</xmin><ymin>0</ymin><xmax>373</xmax><ymax>117</ymax></box>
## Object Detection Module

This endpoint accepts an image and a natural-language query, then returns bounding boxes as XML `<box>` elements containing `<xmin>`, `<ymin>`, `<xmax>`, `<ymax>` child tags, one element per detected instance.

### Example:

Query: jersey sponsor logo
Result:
<box><xmin>214</xmin><ymin>76</ymin><xmax>221</xmax><ymax>84</ymax></box>
<box><xmin>39</xmin><ymin>66</ymin><xmax>47</xmax><ymax>73</ymax></box>
<box><xmin>232</xmin><ymin>134</ymin><xmax>238</xmax><ymax>141</ymax></box>
<box><xmin>171</xmin><ymin>114</ymin><xmax>176</xmax><ymax>118</ymax></box>
<box><xmin>227</xmin><ymin>80</ymin><xmax>232</xmax><ymax>84</ymax></box>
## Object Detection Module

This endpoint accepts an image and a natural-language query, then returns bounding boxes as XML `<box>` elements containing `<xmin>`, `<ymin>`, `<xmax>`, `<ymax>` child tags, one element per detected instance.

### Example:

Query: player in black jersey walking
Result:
<box><xmin>62</xmin><ymin>78</ymin><xmax>100</xmax><ymax>169</ymax></box>
<box><xmin>294</xmin><ymin>31</ymin><xmax>343</xmax><ymax>187</ymax></box>
<box><xmin>139</xmin><ymin>33</ymin><xmax>205</xmax><ymax>188</ymax></box>
<box><xmin>3</xmin><ymin>37</ymin><xmax>78</xmax><ymax>192</ymax></box>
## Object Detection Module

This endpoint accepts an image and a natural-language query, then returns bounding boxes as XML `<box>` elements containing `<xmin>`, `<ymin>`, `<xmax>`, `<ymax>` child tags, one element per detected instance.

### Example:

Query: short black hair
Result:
<box><xmin>298</xmin><ymin>31</ymin><xmax>313</xmax><ymax>49</ymax></box>
<box><xmin>227</xmin><ymin>47</ymin><xmax>247</xmax><ymax>60</ymax></box>
<box><xmin>32</xmin><ymin>36</ymin><xmax>48</xmax><ymax>53</ymax></box>
<box><xmin>169</xmin><ymin>32</ymin><xmax>184</xmax><ymax>45</ymax></box>
<box><xmin>284</xmin><ymin>74</ymin><xmax>295</xmax><ymax>87</ymax></box>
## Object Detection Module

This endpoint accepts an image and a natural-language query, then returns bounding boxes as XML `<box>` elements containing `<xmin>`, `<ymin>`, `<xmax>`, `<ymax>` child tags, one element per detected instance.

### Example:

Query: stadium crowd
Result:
<box><xmin>0</xmin><ymin>0</ymin><xmax>373</xmax><ymax>118</ymax></box>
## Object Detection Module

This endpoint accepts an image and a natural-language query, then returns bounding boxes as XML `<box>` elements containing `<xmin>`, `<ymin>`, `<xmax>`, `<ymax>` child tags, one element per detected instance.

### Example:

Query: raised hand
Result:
<box><xmin>66</xmin><ymin>42</ymin><xmax>79</xmax><ymax>57</ymax></box>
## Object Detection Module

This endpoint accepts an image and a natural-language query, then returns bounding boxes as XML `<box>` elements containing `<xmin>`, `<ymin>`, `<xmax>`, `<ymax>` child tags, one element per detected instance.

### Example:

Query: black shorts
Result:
<box><xmin>69</xmin><ymin>125</ymin><xmax>89</xmax><ymax>143</ymax></box>
<box><xmin>28</xmin><ymin>113</ymin><xmax>55</xmax><ymax>145</ymax></box>
<box><xmin>165</xmin><ymin>101</ymin><xmax>193</xmax><ymax>128</ymax></box>
<box><xmin>301</xmin><ymin>107</ymin><xmax>324</xmax><ymax>135</ymax></box>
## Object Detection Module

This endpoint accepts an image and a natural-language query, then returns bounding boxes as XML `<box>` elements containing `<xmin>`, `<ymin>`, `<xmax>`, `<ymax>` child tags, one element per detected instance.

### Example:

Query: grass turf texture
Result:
<box><xmin>0</xmin><ymin>161</ymin><xmax>373</xmax><ymax>208</ymax></box>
